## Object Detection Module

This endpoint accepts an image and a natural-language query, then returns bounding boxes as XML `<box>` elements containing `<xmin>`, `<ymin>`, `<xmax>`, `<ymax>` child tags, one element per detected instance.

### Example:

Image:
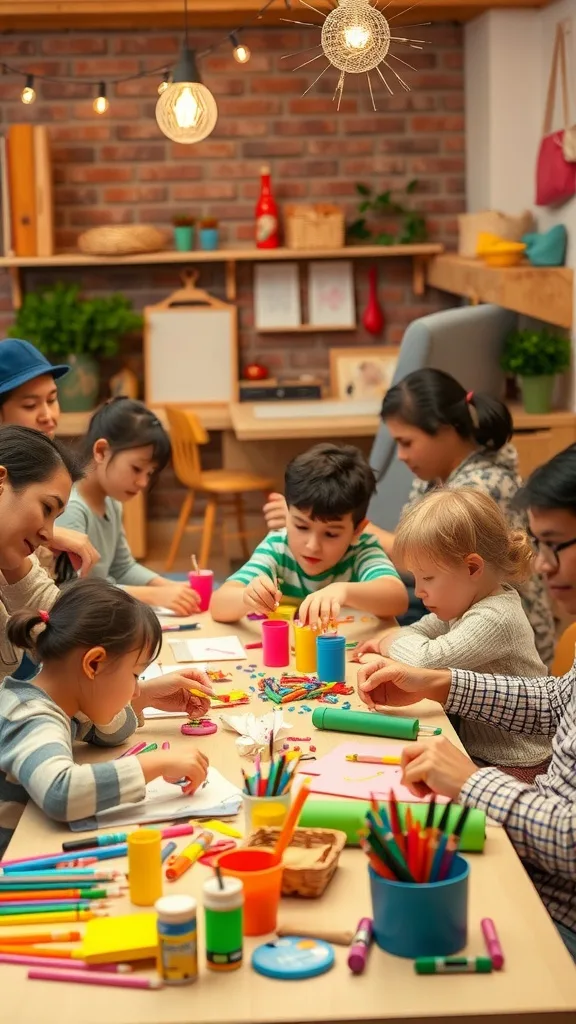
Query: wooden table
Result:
<box><xmin>4</xmin><ymin>613</ymin><xmax>576</xmax><ymax>1023</ymax></box>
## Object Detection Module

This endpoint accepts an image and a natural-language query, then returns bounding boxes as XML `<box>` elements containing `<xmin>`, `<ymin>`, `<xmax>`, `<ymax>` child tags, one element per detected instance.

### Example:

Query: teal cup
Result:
<box><xmin>369</xmin><ymin>854</ymin><xmax>469</xmax><ymax>958</ymax></box>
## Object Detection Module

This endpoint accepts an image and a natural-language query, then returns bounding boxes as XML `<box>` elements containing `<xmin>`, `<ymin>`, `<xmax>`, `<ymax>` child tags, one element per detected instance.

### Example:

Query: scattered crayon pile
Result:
<box><xmin>258</xmin><ymin>675</ymin><xmax>353</xmax><ymax>705</ymax></box>
<box><xmin>360</xmin><ymin>793</ymin><xmax>470</xmax><ymax>884</ymax></box>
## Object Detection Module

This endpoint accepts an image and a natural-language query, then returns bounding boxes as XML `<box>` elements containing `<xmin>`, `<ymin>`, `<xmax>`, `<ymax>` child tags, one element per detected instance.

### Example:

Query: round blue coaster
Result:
<box><xmin>251</xmin><ymin>937</ymin><xmax>335</xmax><ymax>980</ymax></box>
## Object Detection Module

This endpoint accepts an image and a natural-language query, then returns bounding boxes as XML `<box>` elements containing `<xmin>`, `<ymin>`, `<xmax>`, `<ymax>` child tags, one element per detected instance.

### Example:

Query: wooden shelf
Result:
<box><xmin>1</xmin><ymin>243</ymin><xmax>443</xmax><ymax>307</ymax></box>
<box><xmin>257</xmin><ymin>324</ymin><xmax>357</xmax><ymax>334</ymax></box>
<box><xmin>57</xmin><ymin>403</ymin><xmax>232</xmax><ymax>436</ymax></box>
<box><xmin>426</xmin><ymin>253</ymin><xmax>573</xmax><ymax>329</ymax></box>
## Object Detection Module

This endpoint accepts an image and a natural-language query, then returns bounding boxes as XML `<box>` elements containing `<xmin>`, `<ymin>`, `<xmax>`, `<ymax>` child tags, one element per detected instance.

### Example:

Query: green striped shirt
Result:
<box><xmin>228</xmin><ymin>529</ymin><xmax>399</xmax><ymax>604</ymax></box>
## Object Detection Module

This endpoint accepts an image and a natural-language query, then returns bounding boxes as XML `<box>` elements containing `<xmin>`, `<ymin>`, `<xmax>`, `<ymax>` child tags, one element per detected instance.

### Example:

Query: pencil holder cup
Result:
<box><xmin>316</xmin><ymin>633</ymin><xmax>345</xmax><ymax>682</ymax></box>
<box><xmin>243</xmin><ymin>792</ymin><xmax>291</xmax><ymax>834</ymax></box>
<box><xmin>262</xmin><ymin>619</ymin><xmax>290</xmax><ymax>668</ymax></box>
<box><xmin>217</xmin><ymin>847</ymin><xmax>283</xmax><ymax>936</ymax></box>
<box><xmin>369</xmin><ymin>854</ymin><xmax>469</xmax><ymax>958</ymax></box>
<box><xmin>294</xmin><ymin>623</ymin><xmax>317</xmax><ymax>673</ymax></box>
<box><xmin>188</xmin><ymin>569</ymin><xmax>214</xmax><ymax>612</ymax></box>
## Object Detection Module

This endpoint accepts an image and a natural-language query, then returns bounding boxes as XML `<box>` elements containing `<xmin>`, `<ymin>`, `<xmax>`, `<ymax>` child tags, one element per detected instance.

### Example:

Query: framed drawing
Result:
<box><xmin>329</xmin><ymin>346</ymin><xmax>400</xmax><ymax>401</ymax></box>
<box><xmin>144</xmin><ymin>271</ymin><xmax>238</xmax><ymax>408</ymax></box>
<box><xmin>254</xmin><ymin>262</ymin><xmax>301</xmax><ymax>330</ymax></box>
<box><xmin>308</xmin><ymin>260</ymin><xmax>356</xmax><ymax>328</ymax></box>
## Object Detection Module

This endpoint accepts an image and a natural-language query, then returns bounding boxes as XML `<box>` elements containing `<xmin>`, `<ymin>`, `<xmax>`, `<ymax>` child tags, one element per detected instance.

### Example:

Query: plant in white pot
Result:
<box><xmin>9</xmin><ymin>282</ymin><xmax>142</xmax><ymax>412</ymax></box>
<box><xmin>500</xmin><ymin>327</ymin><xmax>571</xmax><ymax>414</ymax></box>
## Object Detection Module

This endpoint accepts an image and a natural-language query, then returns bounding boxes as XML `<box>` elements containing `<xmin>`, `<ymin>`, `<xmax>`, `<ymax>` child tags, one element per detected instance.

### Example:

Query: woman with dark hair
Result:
<box><xmin>0</xmin><ymin>425</ymin><xmax>84</xmax><ymax>678</ymax></box>
<box><xmin>265</xmin><ymin>368</ymin><xmax>555</xmax><ymax>665</ymax></box>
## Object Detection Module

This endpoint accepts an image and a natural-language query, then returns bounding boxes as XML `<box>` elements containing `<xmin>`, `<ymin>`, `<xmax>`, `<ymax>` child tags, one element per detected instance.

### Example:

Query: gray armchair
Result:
<box><xmin>367</xmin><ymin>303</ymin><xmax>518</xmax><ymax>530</ymax></box>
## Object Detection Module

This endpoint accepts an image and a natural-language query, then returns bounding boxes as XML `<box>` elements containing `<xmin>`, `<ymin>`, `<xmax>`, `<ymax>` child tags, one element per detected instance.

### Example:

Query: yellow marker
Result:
<box><xmin>200</xmin><ymin>820</ymin><xmax>242</xmax><ymax>839</ymax></box>
<box><xmin>188</xmin><ymin>688</ymin><xmax>211</xmax><ymax>703</ymax></box>
<box><xmin>345</xmin><ymin>754</ymin><xmax>401</xmax><ymax>765</ymax></box>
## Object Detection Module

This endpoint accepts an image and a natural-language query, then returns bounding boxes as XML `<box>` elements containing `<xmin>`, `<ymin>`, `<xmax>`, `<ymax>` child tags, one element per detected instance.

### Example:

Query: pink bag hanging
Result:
<box><xmin>536</xmin><ymin>25</ymin><xmax>576</xmax><ymax>206</ymax></box>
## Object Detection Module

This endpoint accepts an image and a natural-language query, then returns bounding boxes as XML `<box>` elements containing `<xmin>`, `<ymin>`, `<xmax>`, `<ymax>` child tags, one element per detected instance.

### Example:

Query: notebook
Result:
<box><xmin>69</xmin><ymin>768</ymin><xmax>242</xmax><ymax>831</ymax></box>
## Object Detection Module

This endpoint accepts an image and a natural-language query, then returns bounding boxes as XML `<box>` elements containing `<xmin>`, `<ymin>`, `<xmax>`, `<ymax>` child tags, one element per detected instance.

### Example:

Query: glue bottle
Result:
<box><xmin>203</xmin><ymin>876</ymin><xmax>244</xmax><ymax>971</ymax></box>
<box><xmin>156</xmin><ymin>894</ymin><xmax>198</xmax><ymax>985</ymax></box>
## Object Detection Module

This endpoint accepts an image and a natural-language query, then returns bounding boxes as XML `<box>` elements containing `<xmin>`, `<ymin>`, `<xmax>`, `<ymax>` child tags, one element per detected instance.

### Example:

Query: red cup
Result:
<box><xmin>218</xmin><ymin>847</ymin><xmax>282</xmax><ymax>936</ymax></box>
<box><xmin>188</xmin><ymin>569</ymin><xmax>214</xmax><ymax>612</ymax></box>
<box><xmin>262</xmin><ymin>619</ymin><xmax>290</xmax><ymax>668</ymax></box>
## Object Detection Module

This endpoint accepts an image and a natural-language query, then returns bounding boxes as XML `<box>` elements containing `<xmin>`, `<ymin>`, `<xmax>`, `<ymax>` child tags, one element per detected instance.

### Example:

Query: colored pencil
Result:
<box><xmin>161</xmin><ymin>842</ymin><xmax>177</xmax><ymax>863</ymax></box>
<box><xmin>0</xmin><ymin>910</ymin><xmax>106</xmax><ymax>926</ymax></box>
<box><xmin>0</xmin><ymin>945</ymin><xmax>77</xmax><ymax>959</ymax></box>
<box><xmin>388</xmin><ymin>789</ymin><xmax>406</xmax><ymax>856</ymax></box>
<box><xmin>0</xmin><ymin>889</ymin><xmax>113</xmax><ymax>902</ymax></box>
<box><xmin>117</xmin><ymin>740</ymin><xmax>147</xmax><ymax>759</ymax></box>
<box><xmin>0</xmin><ymin>953</ymin><xmax>130</xmax><ymax>972</ymax></box>
<box><xmin>1</xmin><ymin>844</ymin><xmax>128</xmax><ymax>873</ymax></box>
<box><xmin>0</xmin><ymin>931</ymin><xmax>81</xmax><ymax>945</ymax></box>
<box><xmin>0</xmin><ymin>901</ymin><xmax>97</xmax><ymax>914</ymax></box>
<box><xmin>28</xmin><ymin>968</ymin><xmax>163</xmax><ymax>989</ymax></box>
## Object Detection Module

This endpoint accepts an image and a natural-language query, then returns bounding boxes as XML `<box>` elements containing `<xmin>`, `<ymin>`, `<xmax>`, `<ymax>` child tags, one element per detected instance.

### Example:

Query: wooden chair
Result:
<box><xmin>164</xmin><ymin>406</ymin><xmax>276</xmax><ymax>571</ymax></box>
<box><xmin>551</xmin><ymin>620</ymin><xmax>576</xmax><ymax>676</ymax></box>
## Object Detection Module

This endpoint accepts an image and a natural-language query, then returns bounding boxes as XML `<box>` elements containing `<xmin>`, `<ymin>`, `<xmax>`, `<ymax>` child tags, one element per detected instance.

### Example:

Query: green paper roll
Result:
<box><xmin>298</xmin><ymin>799</ymin><xmax>486</xmax><ymax>852</ymax></box>
<box><xmin>312</xmin><ymin>706</ymin><xmax>418</xmax><ymax>740</ymax></box>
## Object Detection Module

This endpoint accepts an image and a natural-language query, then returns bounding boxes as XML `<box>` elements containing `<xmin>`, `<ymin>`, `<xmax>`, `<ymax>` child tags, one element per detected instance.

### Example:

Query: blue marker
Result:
<box><xmin>1</xmin><ymin>843</ymin><xmax>128</xmax><ymax>873</ymax></box>
<box><xmin>161</xmin><ymin>841</ymin><xmax>177</xmax><ymax>863</ymax></box>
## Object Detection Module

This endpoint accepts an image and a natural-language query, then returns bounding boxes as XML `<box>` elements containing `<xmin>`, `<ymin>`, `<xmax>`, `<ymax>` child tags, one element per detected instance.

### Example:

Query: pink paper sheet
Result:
<box><xmin>302</xmin><ymin>741</ymin><xmax>449</xmax><ymax>804</ymax></box>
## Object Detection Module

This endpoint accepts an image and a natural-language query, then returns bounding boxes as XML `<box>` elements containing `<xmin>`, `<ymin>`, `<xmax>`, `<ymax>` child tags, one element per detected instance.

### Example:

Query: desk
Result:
<box><xmin>4</xmin><ymin>614</ymin><xmax>576</xmax><ymax>1024</ymax></box>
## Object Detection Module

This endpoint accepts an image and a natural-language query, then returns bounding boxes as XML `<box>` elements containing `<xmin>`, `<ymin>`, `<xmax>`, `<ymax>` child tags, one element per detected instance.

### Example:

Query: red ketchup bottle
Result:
<box><xmin>255</xmin><ymin>164</ymin><xmax>279</xmax><ymax>249</ymax></box>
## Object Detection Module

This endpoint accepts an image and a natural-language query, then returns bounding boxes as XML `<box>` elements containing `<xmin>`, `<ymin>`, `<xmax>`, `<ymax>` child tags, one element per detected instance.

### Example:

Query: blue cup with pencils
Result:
<box><xmin>363</xmin><ymin>794</ymin><xmax>471</xmax><ymax>958</ymax></box>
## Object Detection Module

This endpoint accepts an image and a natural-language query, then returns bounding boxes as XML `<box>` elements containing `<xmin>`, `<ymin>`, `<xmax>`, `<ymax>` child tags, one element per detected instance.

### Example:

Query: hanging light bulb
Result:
<box><xmin>321</xmin><ymin>0</ymin><xmax>391</xmax><ymax>74</ymax></box>
<box><xmin>231</xmin><ymin>32</ymin><xmax>251</xmax><ymax>65</ymax></box>
<box><xmin>158</xmin><ymin>71</ymin><xmax>171</xmax><ymax>96</ymax></box>
<box><xmin>93</xmin><ymin>82</ymin><xmax>109</xmax><ymax>114</ymax></box>
<box><xmin>156</xmin><ymin>46</ymin><xmax>218</xmax><ymax>144</ymax></box>
<box><xmin>21</xmin><ymin>74</ymin><xmax>36</xmax><ymax>105</ymax></box>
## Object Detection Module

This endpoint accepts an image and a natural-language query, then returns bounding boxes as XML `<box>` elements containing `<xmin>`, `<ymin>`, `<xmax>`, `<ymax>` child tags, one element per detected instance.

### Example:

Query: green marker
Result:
<box><xmin>415</xmin><ymin>956</ymin><xmax>493</xmax><ymax>975</ymax></box>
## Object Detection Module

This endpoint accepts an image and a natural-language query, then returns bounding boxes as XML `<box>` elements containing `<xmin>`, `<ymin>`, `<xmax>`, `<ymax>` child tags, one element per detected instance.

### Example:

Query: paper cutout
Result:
<box><xmin>302</xmin><ymin>741</ymin><xmax>449</xmax><ymax>804</ymax></box>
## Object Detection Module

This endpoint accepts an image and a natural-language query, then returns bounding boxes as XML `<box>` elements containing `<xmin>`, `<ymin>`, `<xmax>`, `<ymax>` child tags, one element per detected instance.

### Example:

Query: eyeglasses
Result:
<box><xmin>530</xmin><ymin>535</ymin><xmax>576</xmax><ymax>570</ymax></box>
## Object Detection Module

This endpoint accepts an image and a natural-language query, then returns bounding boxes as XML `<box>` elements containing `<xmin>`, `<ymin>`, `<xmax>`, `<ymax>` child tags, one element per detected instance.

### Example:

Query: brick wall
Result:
<box><xmin>0</xmin><ymin>25</ymin><xmax>465</xmax><ymax>516</ymax></box>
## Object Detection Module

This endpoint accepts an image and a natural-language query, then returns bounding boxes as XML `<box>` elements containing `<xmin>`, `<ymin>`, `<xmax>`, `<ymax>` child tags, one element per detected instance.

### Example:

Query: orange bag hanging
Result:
<box><xmin>535</xmin><ymin>24</ymin><xmax>576</xmax><ymax>206</ymax></box>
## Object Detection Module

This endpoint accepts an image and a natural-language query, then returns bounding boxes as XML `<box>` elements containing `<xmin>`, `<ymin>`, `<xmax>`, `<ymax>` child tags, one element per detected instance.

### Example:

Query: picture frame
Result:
<box><xmin>329</xmin><ymin>346</ymin><xmax>401</xmax><ymax>402</ymax></box>
<box><xmin>308</xmin><ymin>260</ymin><xmax>356</xmax><ymax>328</ymax></box>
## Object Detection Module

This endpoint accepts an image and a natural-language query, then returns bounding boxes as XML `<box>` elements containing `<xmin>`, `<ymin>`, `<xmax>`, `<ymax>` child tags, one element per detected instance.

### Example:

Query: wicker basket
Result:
<box><xmin>284</xmin><ymin>204</ymin><xmax>345</xmax><ymax>250</ymax></box>
<box><xmin>458</xmin><ymin>210</ymin><xmax>535</xmax><ymax>258</ymax></box>
<box><xmin>244</xmin><ymin>826</ymin><xmax>347</xmax><ymax>898</ymax></box>
<box><xmin>77</xmin><ymin>224</ymin><xmax>169</xmax><ymax>256</ymax></box>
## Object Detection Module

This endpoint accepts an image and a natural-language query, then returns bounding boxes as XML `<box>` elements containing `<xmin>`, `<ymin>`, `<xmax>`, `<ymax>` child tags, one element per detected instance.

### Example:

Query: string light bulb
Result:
<box><xmin>155</xmin><ymin>46</ymin><xmax>218</xmax><ymax>144</ymax></box>
<box><xmin>93</xmin><ymin>82</ymin><xmax>109</xmax><ymax>114</ymax></box>
<box><xmin>21</xmin><ymin>75</ymin><xmax>36</xmax><ymax>105</ymax></box>
<box><xmin>321</xmin><ymin>0</ymin><xmax>390</xmax><ymax>74</ymax></box>
<box><xmin>231</xmin><ymin>32</ymin><xmax>251</xmax><ymax>64</ymax></box>
<box><xmin>158</xmin><ymin>71</ymin><xmax>171</xmax><ymax>96</ymax></box>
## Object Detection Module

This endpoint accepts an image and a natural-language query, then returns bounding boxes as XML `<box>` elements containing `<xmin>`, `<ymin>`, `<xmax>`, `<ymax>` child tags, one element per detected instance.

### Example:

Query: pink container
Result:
<box><xmin>188</xmin><ymin>570</ymin><xmax>214</xmax><ymax>612</ymax></box>
<box><xmin>262</xmin><ymin>619</ymin><xmax>290</xmax><ymax>668</ymax></box>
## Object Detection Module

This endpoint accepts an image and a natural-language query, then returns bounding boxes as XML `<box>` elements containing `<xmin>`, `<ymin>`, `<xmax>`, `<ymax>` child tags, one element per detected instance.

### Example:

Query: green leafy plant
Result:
<box><xmin>9</xmin><ymin>282</ymin><xmax>142</xmax><ymax>359</ymax></box>
<box><xmin>347</xmin><ymin>179</ymin><xmax>428</xmax><ymax>245</ymax></box>
<box><xmin>172</xmin><ymin>214</ymin><xmax>195</xmax><ymax>227</ymax></box>
<box><xmin>500</xmin><ymin>328</ymin><xmax>571</xmax><ymax>378</ymax></box>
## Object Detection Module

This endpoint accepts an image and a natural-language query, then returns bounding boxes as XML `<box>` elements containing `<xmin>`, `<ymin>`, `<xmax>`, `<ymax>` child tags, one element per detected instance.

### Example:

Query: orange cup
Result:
<box><xmin>217</xmin><ymin>847</ymin><xmax>282</xmax><ymax>936</ymax></box>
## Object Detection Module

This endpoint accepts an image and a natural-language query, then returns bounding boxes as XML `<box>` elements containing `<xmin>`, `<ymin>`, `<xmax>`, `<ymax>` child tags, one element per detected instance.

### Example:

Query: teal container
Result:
<box><xmin>312</xmin><ymin>706</ymin><xmax>418</xmax><ymax>740</ymax></box>
<box><xmin>199</xmin><ymin>227</ymin><xmax>219</xmax><ymax>251</ymax></box>
<box><xmin>369</xmin><ymin>854</ymin><xmax>469</xmax><ymax>958</ymax></box>
<box><xmin>173</xmin><ymin>225</ymin><xmax>194</xmax><ymax>251</ymax></box>
<box><xmin>203</xmin><ymin>876</ymin><xmax>243</xmax><ymax>972</ymax></box>
<box><xmin>316</xmin><ymin>634</ymin><xmax>345</xmax><ymax>682</ymax></box>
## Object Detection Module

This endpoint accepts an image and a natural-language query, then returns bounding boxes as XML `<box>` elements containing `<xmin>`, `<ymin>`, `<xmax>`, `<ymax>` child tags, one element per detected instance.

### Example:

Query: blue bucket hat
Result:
<box><xmin>0</xmin><ymin>339</ymin><xmax>70</xmax><ymax>398</ymax></box>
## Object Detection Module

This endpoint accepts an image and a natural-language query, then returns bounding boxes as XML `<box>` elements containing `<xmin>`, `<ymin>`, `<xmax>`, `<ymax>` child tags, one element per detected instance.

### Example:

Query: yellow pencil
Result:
<box><xmin>345</xmin><ymin>754</ymin><xmax>402</xmax><ymax>765</ymax></box>
<box><xmin>0</xmin><ymin>910</ymin><xmax>103</xmax><ymax>927</ymax></box>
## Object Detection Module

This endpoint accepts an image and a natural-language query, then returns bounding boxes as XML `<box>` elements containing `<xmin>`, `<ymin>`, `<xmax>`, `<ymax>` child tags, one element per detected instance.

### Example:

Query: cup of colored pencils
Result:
<box><xmin>361</xmin><ymin>791</ymin><xmax>471</xmax><ymax>959</ymax></box>
<box><xmin>241</xmin><ymin>749</ymin><xmax>300</xmax><ymax>833</ymax></box>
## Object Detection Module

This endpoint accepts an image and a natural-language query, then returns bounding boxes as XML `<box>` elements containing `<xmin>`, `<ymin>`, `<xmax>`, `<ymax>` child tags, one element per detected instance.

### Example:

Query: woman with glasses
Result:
<box><xmin>356</xmin><ymin>442</ymin><xmax>576</xmax><ymax>961</ymax></box>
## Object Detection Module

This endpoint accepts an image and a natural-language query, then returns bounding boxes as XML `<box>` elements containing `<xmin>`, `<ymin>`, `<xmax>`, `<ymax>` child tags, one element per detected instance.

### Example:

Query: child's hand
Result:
<box><xmin>357</xmin><ymin>657</ymin><xmax>449</xmax><ymax>709</ymax></box>
<box><xmin>154</xmin><ymin>583</ymin><xmax>201</xmax><ymax>616</ymax></box>
<box><xmin>137</xmin><ymin>669</ymin><xmax>213</xmax><ymax>718</ymax></box>
<box><xmin>298</xmin><ymin>583</ymin><xmax>348</xmax><ymax>628</ymax></box>
<box><xmin>162</xmin><ymin>749</ymin><xmax>209</xmax><ymax>793</ymax></box>
<box><xmin>350</xmin><ymin>637</ymin><xmax>383</xmax><ymax>662</ymax></box>
<box><xmin>242</xmin><ymin>574</ymin><xmax>281</xmax><ymax>615</ymax></box>
<box><xmin>263</xmin><ymin>492</ymin><xmax>288</xmax><ymax>531</ymax></box>
<box><xmin>48</xmin><ymin>527</ymin><xmax>101</xmax><ymax>577</ymax></box>
<box><xmin>401</xmin><ymin>737</ymin><xmax>476</xmax><ymax>801</ymax></box>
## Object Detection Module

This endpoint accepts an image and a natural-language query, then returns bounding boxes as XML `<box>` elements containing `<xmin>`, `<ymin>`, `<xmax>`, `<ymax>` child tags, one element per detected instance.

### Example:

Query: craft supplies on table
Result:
<box><xmin>62</xmin><ymin>823</ymin><xmax>195</xmax><ymax>853</ymax></box>
<box><xmin>293</xmin><ymin>623</ymin><xmax>317</xmax><ymax>673</ymax></box>
<box><xmin>188</xmin><ymin>568</ymin><xmax>214</xmax><ymax>612</ymax></box>
<box><xmin>312</xmin><ymin>707</ymin><xmax>441</xmax><ymax>740</ymax></box>
<box><xmin>244</xmin><ymin>793</ymin><xmax>291</xmax><ymax>833</ymax></box>
<box><xmin>155</xmin><ymin>894</ymin><xmax>198</xmax><ymax>985</ymax></box>
<box><xmin>251</xmin><ymin>936</ymin><xmax>334</xmax><ymax>980</ymax></box>
<box><xmin>348</xmin><ymin>918</ymin><xmax>373</xmax><ymax>975</ymax></box>
<box><xmin>27</xmin><ymin>968</ymin><xmax>163</xmax><ymax>990</ymax></box>
<box><xmin>218</xmin><ymin>848</ymin><xmax>283</xmax><ymax>937</ymax></box>
<box><xmin>317</xmin><ymin>633</ymin><xmax>346</xmax><ymax>683</ymax></box>
<box><xmin>203</xmin><ymin>876</ymin><xmax>244</xmax><ymax>972</ymax></box>
<box><xmin>169</xmin><ymin>635</ymin><xmax>246</xmax><ymax>663</ymax></box>
<box><xmin>165</xmin><ymin>831</ymin><xmax>213</xmax><ymax>881</ymax></box>
<box><xmin>414</xmin><ymin>956</ymin><xmax>492</xmax><ymax>975</ymax></box>
<box><xmin>79</xmin><ymin>912</ymin><xmax>159</xmax><ymax>964</ymax></box>
<box><xmin>260</xmin><ymin>674</ymin><xmax>352</xmax><ymax>704</ymax></box>
<box><xmin>276</xmin><ymin>924</ymin><xmax>353</xmax><ymax>946</ymax></box>
<box><xmin>262</xmin><ymin>619</ymin><xmax>290</xmax><ymax>668</ymax></box>
<box><xmin>127</xmin><ymin>829</ymin><xmax>162</xmax><ymax>907</ymax></box>
<box><xmin>244</xmin><ymin>827</ymin><xmax>346</xmax><ymax>898</ymax></box>
<box><xmin>481</xmin><ymin>917</ymin><xmax>504</xmax><ymax>969</ymax></box>
<box><xmin>303</xmin><ymin>741</ymin><xmax>449</xmax><ymax>804</ymax></box>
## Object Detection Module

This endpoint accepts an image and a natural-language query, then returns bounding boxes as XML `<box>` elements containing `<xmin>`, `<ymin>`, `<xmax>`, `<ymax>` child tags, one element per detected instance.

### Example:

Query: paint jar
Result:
<box><xmin>218</xmin><ymin>847</ymin><xmax>283</xmax><ymax>936</ymax></box>
<box><xmin>156</xmin><ymin>894</ymin><xmax>198</xmax><ymax>984</ymax></box>
<box><xmin>203</xmin><ymin>876</ymin><xmax>244</xmax><ymax>971</ymax></box>
<box><xmin>316</xmin><ymin>633</ymin><xmax>345</xmax><ymax>683</ymax></box>
<box><xmin>243</xmin><ymin>791</ymin><xmax>291</xmax><ymax>834</ymax></box>
<box><xmin>294</xmin><ymin>623</ymin><xmax>317</xmax><ymax>673</ymax></box>
<box><xmin>128</xmin><ymin>828</ymin><xmax>162</xmax><ymax>907</ymax></box>
<box><xmin>262</xmin><ymin>619</ymin><xmax>290</xmax><ymax>668</ymax></box>
<box><xmin>369</xmin><ymin>855</ymin><xmax>469</xmax><ymax>958</ymax></box>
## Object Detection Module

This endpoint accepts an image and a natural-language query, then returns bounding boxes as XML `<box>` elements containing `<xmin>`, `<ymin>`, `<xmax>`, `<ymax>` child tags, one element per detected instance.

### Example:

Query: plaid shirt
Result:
<box><xmin>448</xmin><ymin>664</ymin><xmax>576</xmax><ymax>935</ymax></box>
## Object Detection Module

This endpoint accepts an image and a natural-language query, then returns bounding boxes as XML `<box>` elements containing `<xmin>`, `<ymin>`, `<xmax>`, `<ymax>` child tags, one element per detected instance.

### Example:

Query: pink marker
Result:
<box><xmin>347</xmin><ymin>917</ymin><xmax>373</xmax><ymax>975</ymax></box>
<box><xmin>481</xmin><ymin>918</ymin><xmax>504</xmax><ymax>970</ymax></box>
<box><xmin>117</xmin><ymin>740</ymin><xmax>147</xmax><ymax>760</ymax></box>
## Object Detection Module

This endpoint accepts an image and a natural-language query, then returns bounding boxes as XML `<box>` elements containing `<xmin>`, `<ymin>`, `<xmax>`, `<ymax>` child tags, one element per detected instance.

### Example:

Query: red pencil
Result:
<box><xmin>388</xmin><ymin>789</ymin><xmax>406</xmax><ymax>856</ymax></box>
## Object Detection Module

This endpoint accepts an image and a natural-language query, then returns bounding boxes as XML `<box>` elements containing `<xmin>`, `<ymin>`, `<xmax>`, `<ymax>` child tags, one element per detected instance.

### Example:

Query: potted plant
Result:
<box><xmin>9</xmin><ymin>282</ymin><xmax>142</xmax><ymax>412</ymax></box>
<box><xmin>172</xmin><ymin>214</ymin><xmax>195</xmax><ymax>252</ymax></box>
<box><xmin>199</xmin><ymin>217</ymin><xmax>219</xmax><ymax>251</ymax></box>
<box><xmin>500</xmin><ymin>327</ymin><xmax>571</xmax><ymax>414</ymax></box>
<box><xmin>347</xmin><ymin>179</ymin><xmax>428</xmax><ymax>245</ymax></box>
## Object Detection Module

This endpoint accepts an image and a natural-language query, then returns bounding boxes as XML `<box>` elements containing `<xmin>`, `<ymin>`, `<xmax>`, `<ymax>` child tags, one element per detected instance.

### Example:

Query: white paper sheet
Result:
<box><xmin>169</xmin><ymin>636</ymin><xmax>246</xmax><ymax>662</ymax></box>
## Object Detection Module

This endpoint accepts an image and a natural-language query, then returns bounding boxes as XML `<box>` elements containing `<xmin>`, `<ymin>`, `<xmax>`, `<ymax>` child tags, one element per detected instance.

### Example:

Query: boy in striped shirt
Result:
<box><xmin>211</xmin><ymin>443</ymin><xmax>408</xmax><ymax>624</ymax></box>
